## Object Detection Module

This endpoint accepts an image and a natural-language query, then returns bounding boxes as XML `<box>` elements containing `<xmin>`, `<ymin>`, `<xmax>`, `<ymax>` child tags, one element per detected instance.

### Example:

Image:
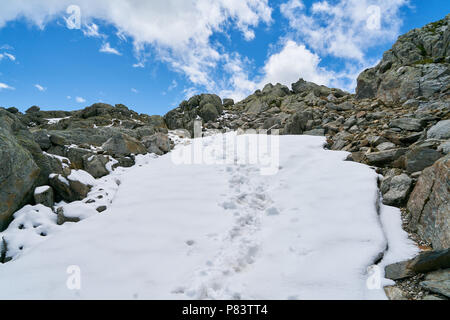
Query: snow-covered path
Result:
<box><xmin>0</xmin><ymin>133</ymin><xmax>418</xmax><ymax>299</ymax></box>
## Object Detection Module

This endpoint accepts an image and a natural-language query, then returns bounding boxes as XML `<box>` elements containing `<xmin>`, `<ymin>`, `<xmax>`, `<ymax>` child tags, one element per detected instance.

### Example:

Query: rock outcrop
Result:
<box><xmin>164</xmin><ymin>93</ymin><xmax>224</xmax><ymax>134</ymax></box>
<box><xmin>407</xmin><ymin>154</ymin><xmax>450</xmax><ymax>250</ymax></box>
<box><xmin>356</xmin><ymin>14</ymin><xmax>450</xmax><ymax>105</ymax></box>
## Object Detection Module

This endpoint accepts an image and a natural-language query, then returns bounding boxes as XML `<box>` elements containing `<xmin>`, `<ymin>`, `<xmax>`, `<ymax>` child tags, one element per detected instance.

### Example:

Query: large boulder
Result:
<box><xmin>284</xmin><ymin>110</ymin><xmax>313</xmax><ymax>134</ymax></box>
<box><xmin>198</xmin><ymin>103</ymin><xmax>219</xmax><ymax>122</ymax></box>
<box><xmin>101</xmin><ymin>133</ymin><xmax>147</xmax><ymax>157</ymax></box>
<box><xmin>407</xmin><ymin>154</ymin><xmax>450</xmax><ymax>250</ymax></box>
<box><xmin>141</xmin><ymin>133</ymin><xmax>173</xmax><ymax>155</ymax></box>
<box><xmin>244</xmin><ymin>98</ymin><xmax>270</xmax><ymax>114</ymax></box>
<box><xmin>82</xmin><ymin>154</ymin><xmax>110</xmax><ymax>178</ymax></box>
<box><xmin>356</xmin><ymin>14</ymin><xmax>450</xmax><ymax>103</ymax></box>
<box><xmin>32</xmin><ymin>130</ymin><xmax>52</xmax><ymax>150</ymax></box>
<box><xmin>0</xmin><ymin>109</ymin><xmax>41</xmax><ymax>231</ymax></box>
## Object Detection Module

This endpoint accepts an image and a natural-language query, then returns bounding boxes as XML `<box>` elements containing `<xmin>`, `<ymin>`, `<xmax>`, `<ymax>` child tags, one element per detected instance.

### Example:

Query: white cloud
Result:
<box><xmin>3</xmin><ymin>52</ymin><xmax>15</xmax><ymax>61</ymax></box>
<box><xmin>99</xmin><ymin>42</ymin><xmax>121</xmax><ymax>55</ymax></box>
<box><xmin>260</xmin><ymin>40</ymin><xmax>332</xmax><ymax>87</ymax></box>
<box><xmin>34</xmin><ymin>84</ymin><xmax>46</xmax><ymax>91</ymax></box>
<box><xmin>168</xmin><ymin>80</ymin><xmax>178</xmax><ymax>91</ymax></box>
<box><xmin>67</xmin><ymin>95</ymin><xmax>72</xmax><ymax>99</ymax></box>
<box><xmin>0</xmin><ymin>44</ymin><xmax>14</xmax><ymax>50</ymax></box>
<box><xmin>218</xmin><ymin>39</ymin><xmax>368</xmax><ymax>101</ymax></box>
<box><xmin>75</xmin><ymin>96</ymin><xmax>86</xmax><ymax>103</ymax></box>
<box><xmin>0</xmin><ymin>82</ymin><xmax>14</xmax><ymax>90</ymax></box>
<box><xmin>131</xmin><ymin>88</ymin><xmax>138</xmax><ymax>93</ymax></box>
<box><xmin>280</xmin><ymin>0</ymin><xmax>408</xmax><ymax>62</ymax></box>
<box><xmin>0</xmin><ymin>52</ymin><xmax>16</xmax><ymax>61</ymax></box>
<box><xmin>0</xmin><ymin>0</ymin><xmax>272</xmax><ymax>91</ymax></box>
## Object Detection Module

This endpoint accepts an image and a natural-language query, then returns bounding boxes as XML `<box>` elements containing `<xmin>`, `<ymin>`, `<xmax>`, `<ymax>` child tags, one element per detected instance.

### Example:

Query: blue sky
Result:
<box><xmin>0</xmin><ymin>0</ymin><xmax>448</xmax><ymax>115</ymax></box>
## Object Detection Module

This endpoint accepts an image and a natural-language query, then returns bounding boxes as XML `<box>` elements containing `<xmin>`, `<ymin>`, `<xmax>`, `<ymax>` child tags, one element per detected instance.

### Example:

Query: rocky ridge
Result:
<box><xmin>0</xmin><ymin>14</ymin><xmax>449</xmax><ymax>300</ymax></box>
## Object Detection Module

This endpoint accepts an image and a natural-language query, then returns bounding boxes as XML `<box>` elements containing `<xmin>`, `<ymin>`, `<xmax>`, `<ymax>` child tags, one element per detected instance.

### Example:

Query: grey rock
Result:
<box><xmin>32</xmin><ymin>130</ymin><xmax>52</xmax><ymax>150</ymax></box>
<box><xmin>96</xmin><ymin>205</ymin><xmax>107</xmax><ymax>213</ymax></box>
<box><xmin>65</xmin><ymin>146</ymin><xmax>94</xmax><ymax>169</ymax></box>
<box><xmin>303</xmin><ymin>129</ymin><xmax>325</xmax><ymax>136</ymax></box>
<box><xmin>0</xmin><ymin>110</ymin><xmax>41</xmax><ymax>231</ymax></box>
<box><xmin>114</xmin><ymin>156</ymin><xmax>135</xmax><ymax>169</ymax></box>
<box><xmin>83</xmin><ymin>154</ymin><xmax>110</xmax><ymax>178</ymax></box>
<box><xmin>56</xmin><ymin>207</ymin><xmax>80</xmax><ymax>225</ymax></box>
<box><xmin>420</xmin><ymin>279</ymin><xmax>450</xmax><ymax>298</ymax></box>
<box><xmin>164</xmin><ymin>93</ymin><xmax>222</xmax><ymax>133</ymax></box>
<box><xmin>422</xmin><ymin>295</ymin><xmax>446</xmax><ymax>300</ymax></box>
<box><xmin>385</xmin><ymin>248</ymin><xmax>450</xmax><ymax>280</ymax></box>
<box><xmin>404</xmin><ymin>147</ymin><xmax>442</xmax><ymax>173</ymax></box>
<box><xmin>383</xmin><ymin>286</ymin><xmax>408</xmax><ymax>300</ymax></box>
<box><xmin>408</xmin><ymin>154</ymin><xmax>450</xmax><ymax>250</ymax></box>
<box><xmin>331</xmin><ymin>131</ymin><xmax>353</xmax><ymax>150</ymax></box>
<box><xmin>367</xmin><ymin>135</ymin><xmax>389</xmax><ymax>147</ymax></box>
<box><xmin>284</xmin><ymin>111</ymin><xmax>313</xmax><ymax>134</ymax></box>
<box><xmin>6</xmin><ymin>107</ymin><xmax>19</xmax><ymax>114</ymax></box>
<box><xmin>141</xmin><ymin>133</ymin><xmax>173</xmax><ymax>155</ymax></box>
<box><xmin>49</xmin><ymin>172</ymin><xmax>93</xmax><ymax>202</ymax></box>
<box><xmin>222</xmin><ymin>98</ymin><xmax>234</xmax><ymax>107</ymax></box>
<box><xmin>49</xmin><ymin>174</ymin><xmax>73</xmax><ymax>202</ymax></box>
<box><xmin>427</xmin><ymin>119</ymin><xmax>450</xmax><ymax>139</ymax></box>
<box><xmin>262</xmin><ymin>83</ymin><xmax>290</xmax><ymax>97</ymax></box>
<box><xmin>425</xmin><ymin>268</ymin><xmax>450</xmax><ymax>282</ymax></box>
<box><xmin>33</xmin><ymin>185</ymin><xmax>54</xmax><ymax>207</ymax></box>
<box><xmin>244</xmin><ymin>98</ymin><xmax>269</xmax><ymax>114</ymax></box>
<box><xmin>381</xmin><ymin>174</ymin><xmax>412</xmax><ymax>206</ymax></box>
<box><xmin>438</xmin><ymin>141</ymin><xmax>450</xmax><ymax>154</ymax></box>
<box><xmin>336</xmin><ymin>101</ymin><xmax>354</xmax><ymax>111</ymax></box>
<box><xmin>343</xmin><ymin>116</ymin><xmax>357</xmax><ymax>128</ymax></box>
<box><xmin>199</xmin><ymin>103</ymin><xmax>219</xmax><ymax>122</ymax></box>
<box><xmin>262</xmin><ymin>117</ymin><xmax>281</xmax><ymax>130</ymax></box>
<box><xmin>366</xmin><ymin>148</ymin><xmax>408</xmax><ymax>166</ymax></box>
<box><xmin>389</xmin><ymin>118</ymin><xmax>424</xmax><ymax>131</ymax></box>
<box><xmin>377</xmin><ymin>142</ymin><xmax>397</xmax><ymax>151</ymax></box>
<box><xmin>356</xmin><ymin>15</ymin><xmax>450</xmax><ymax>103</ymax></box>
<box><xmin>26</xmin><ymin>106</ymin><xmax>40</xmax><ymax>114</ymax></box>
<box><xmin>135</xmin><ymin>126</ymin><xmax>156</xmax><ymax>139</ymax></box>
<box><xmin>291</xmin><ymin>78</ymin><xmax>332</xmax><ymax>97</ymax></box>
<box><xmin>102</xmin><ymin>133</ymin><xmax>147</xmax><ymax>157</ymax></box>
<box><xmin>49</xmin><ymin>133</ymin><xmax>66</xmax><ymax>146</ymax></box>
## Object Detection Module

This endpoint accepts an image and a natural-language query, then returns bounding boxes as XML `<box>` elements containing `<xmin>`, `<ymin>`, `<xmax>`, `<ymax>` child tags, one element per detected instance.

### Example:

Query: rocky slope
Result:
<box><xmin>0</xmin><ymin>14</ymin><xmax>449</xmax><ymax>299</ymax></box>
<box><xmin>0</xmin><ymin>103</ymin><xmax>173</xmax><ymax>232</ymax></box>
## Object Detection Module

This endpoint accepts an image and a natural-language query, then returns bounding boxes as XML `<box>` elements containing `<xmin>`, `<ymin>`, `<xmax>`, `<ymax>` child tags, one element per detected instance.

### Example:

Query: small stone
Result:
<box><xmin>96</xmin><ymin>206</ymin><xmax>107</xmax><ymax>213</ymax></box>
<box><xmin>33</xmin><ymin>185</ymin><xmax>54</xmax><ymax>207</ymax></box>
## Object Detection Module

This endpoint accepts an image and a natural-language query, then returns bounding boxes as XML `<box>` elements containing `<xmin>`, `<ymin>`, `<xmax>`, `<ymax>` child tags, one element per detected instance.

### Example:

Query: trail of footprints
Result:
<box><xmin>175</xmin><ymin>159</ymin><xmax>276</xmax><ymax>299</ymax></box>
